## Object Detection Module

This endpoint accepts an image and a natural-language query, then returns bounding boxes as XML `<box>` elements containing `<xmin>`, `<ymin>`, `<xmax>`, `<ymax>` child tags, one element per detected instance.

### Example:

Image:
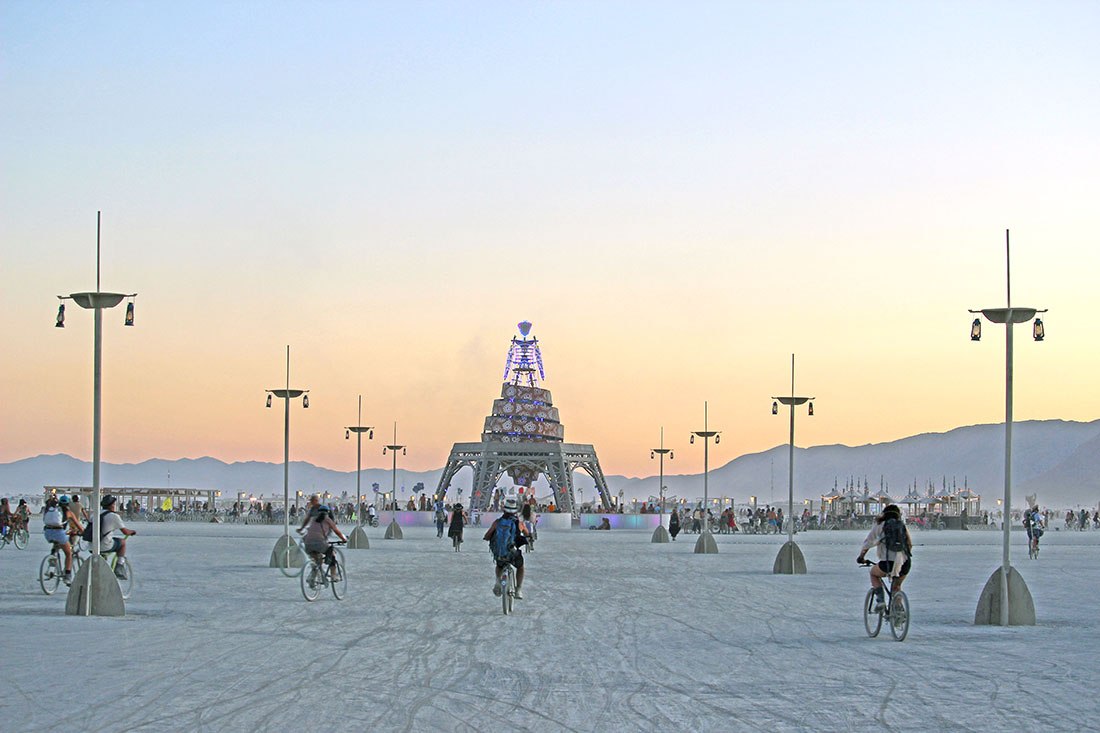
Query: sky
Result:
<box><xmin>2</xmin><ymin>2</ymin><xmax>1098</xmax><ymax>480</ymax></box>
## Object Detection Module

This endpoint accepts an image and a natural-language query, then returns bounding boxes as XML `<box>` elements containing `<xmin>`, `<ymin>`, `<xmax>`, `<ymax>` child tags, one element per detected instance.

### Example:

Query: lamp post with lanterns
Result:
<box><xmin>770</xmin><ymin>353</ymin><xmax>813</xmax><ymax>574</ymax></box>
<box><xmin>689</xmin><ymin>402</ymin><xmax>721</xmax><ymax>554</ymax></box>
<box><xmin>650</xmin><ymin>427</ymin><xmax>674</xmax><ymax>543</ymax></box>
<box><xmin>970</xmin><ymin>230</ymin><xmax>1045</xmax><ymax>626</ymax></box>
<box><xmin>344</xmin><ymin>395</ymin><xmax>374</xmax><ymax>549</ymax></box>
<box><xmin>266</xmin><ymin>346</ymin><xmax>309</xmax><ymax>573</ymax></box>
<box><xmin>383</xmin><ymin>423</ymin><xmax>406</xmax><ymax>539</ymax></box>
<box><xmin>59</xmin><ymin>212</ymin><xmax>136</xmax><ymax>617</ymax></box>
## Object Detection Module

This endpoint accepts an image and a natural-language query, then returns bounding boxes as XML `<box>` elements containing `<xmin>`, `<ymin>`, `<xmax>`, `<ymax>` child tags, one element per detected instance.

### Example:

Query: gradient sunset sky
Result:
<box><xmin>2</xmin><ymin>2</ymin><xmax>1098</xmax><ymax>479</ymax></box>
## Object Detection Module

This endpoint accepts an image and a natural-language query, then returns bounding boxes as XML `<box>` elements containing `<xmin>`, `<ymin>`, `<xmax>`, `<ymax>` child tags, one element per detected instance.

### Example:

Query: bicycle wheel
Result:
<box><xmin>73</xmin><ymin>550</ymin><xmax>84</xmax><ymax>572</ymax></box>
<box><xmin>330</xmin><ymin>551</ymin><xmax>347</xmax><ymax>600</ymax></box>
<box><xmin>40</xmin><ymin>554</ymin><xmax>61</xmax><ymax>595</ymax></box>
<box><xmin>301</xmin><ymin>562</ymin><xmax>321</xmax><ymax>601</ymax></box>
<box><xmin>278</xmin><ymin>543</ymin><xmax>305</xmax><ymax>578</ymax></box>
<box><xmin>14</xmin><ymin>528</ymin><xmax>29</xmax><ymax>550</ymax></box>
<box><xmin>889</xmin><ymin>591</ymin><xmax>910</xmax><ymax>641</ymax></box>
<box><xmin>116</xmin><ymin>559</ymin><xmax>134</xmax><ymax>600</ymax></box>
<box><xmin>863</xmin><ymin>588</ymin><xmax>882</xmax><ymax>637</ymax></box>
<box><xmin>502</xmin><ymin>568</ymin><xmax>514</xmax><ymax>615</ymax></box>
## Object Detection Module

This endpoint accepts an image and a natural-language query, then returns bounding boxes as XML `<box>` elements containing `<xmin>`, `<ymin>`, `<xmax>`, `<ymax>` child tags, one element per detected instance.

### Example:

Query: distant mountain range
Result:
<box><xmin>2</xmin><ymin>419</ymin><xmax>1097</xmax><ymax>509</ymax></box>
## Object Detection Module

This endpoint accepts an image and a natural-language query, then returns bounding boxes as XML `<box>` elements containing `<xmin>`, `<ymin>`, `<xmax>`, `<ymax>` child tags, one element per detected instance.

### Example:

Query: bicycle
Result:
<box><xmin>1</xmin><ymin>523</ymin><xmax>30</xmax><ymax>550</ymax></box>
<box><xmin>100</xmin><ymin>541</ymin><xmax>135</xmax><ymax>600</ymax></box>
<box><xmin>300</xmin><ymin>540</ymin><xmax>347</xmax><ymax>602</ymax></box>
<box><xmin>499</xmin><ymin>561</ymin><xmax>517</xmax><ymax>615</ymax></box>
<box><xmin>859</xmin><ymin>560</ymin><xmax>909</xmax><ymax>641</ymax></box>
<box><xmin>1028</xmin><ymin>527</ymin><xmax>1043</xmax><ymax>559</ymax></box>
<box><xmin>39</xmin><ymin>540</ymin><xmax>84</xmax><ymax>595</ymax></box>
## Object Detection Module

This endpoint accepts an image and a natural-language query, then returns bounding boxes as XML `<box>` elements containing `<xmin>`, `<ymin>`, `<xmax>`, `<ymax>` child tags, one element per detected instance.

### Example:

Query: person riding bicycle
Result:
<box><xmin>448</xmin><ymin>502</ymin><xmax>468</xmax><ymax>547</ymax></box>
<box><xmin>42</xmin><ymin>496</ymin><xmax>75</xmax><ymax>582</ymax></box>
<box><xmin>59</xmin><ymin>494</ymin><xmax>85</xmax><ymax>546</ymax></box>
<box><xmin>520</xmin><ymin>501</ymin><xmax>537</xmax><ymax>550</ymax></box>
<box><xmin>484</xmin><ymin>495</ymin><xmax>528</xmax><ymax>599</ymax></box>
<box><xmin>857</xmin><ymin>503</ymin><xmax>912</xmax><ymax>613</ymax></box>
<box><xmin>298</xmin><ymin>504</ymin><xmax>347</xmax><ymax>578</ymax></box>
<box><xmin>1026</xmin><ymin>505</ymin><xmax>1044</xmax><ymax>550</ymax></box>
<box><xmin>98</xmin><ymin>495</ymin><xmax>136</xmax><ymax>579</ymax></box>
<box><xmin>435</xmin><ymin>501</ymin><xmax>447</xmax><ymax>538</ymax></box>
<box><xmin>0</xmin><ymin>497</ymin><xmax>12</xmax><ymax>539</ymax></box>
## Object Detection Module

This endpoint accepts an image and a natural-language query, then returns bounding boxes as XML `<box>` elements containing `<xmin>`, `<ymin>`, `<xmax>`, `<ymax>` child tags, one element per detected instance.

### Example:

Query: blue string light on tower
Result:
<box><xmin>502</xmin><ymin>320</ymin><xmax>545</xmax><ymax>388</ymax></box>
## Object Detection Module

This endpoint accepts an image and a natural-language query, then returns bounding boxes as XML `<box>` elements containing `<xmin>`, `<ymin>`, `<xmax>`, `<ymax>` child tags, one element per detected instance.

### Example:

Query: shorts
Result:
<box><xmin>44</xmin><ymin>528</ymin><xmax>69</xmax><ymax>545</ymax></box>
<box><xmin>103</xmin><ymin>538</ymin><xmax>123</xmax><ymax>554</ymax></box>
<box><xmin>495</xmin><ymin>549</ymin><xmax>523</xmax><ymax>570</ymax></box>
<box><xmin>877</xmin><ymin>559</ymin><xmax>911</xmax><ymax>576</ymax></box>
<box><xmin>303</xmin><ymin>539</ymin><xmax>330</xmax><ymax>556</ymax></box>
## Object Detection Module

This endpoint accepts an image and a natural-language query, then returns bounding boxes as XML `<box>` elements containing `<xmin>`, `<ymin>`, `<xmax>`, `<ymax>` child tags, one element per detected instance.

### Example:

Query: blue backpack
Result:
<box><xmin>491</xmin><ymin>516</ymin><xmax>517</xmax><ymax>560</ymax></box>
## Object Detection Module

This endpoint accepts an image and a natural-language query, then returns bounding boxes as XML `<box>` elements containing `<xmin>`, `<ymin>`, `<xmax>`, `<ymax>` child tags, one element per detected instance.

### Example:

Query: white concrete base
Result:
<box><xmin>975</xmin><ymin>565</ymin><xmax>1036</xmax><ymax>625</ymax></box>
<box><xmin>773</xmin><ymin>540</ymin><xmax>807</xmax><ymax>574</ymax></box>
<box><xmin>384</xmin><ymin>520</ymin><xmax>404</xmax><ymax>540</ymax></box>
<box><xmin>347</xmin><ymin>526</ymin><xmax>370</xmax><ymax>549</ymax></box>
<box><xmin>651</xmin><ymin>525</ymin><xmax>671</xmax><ymax>543</ymax></box>
<box><xmin>269</xmin><ymin>534</ymin><xmax>304</xmax><ymax>568</ymax></box>
<box><xmin>694</xmin><ymin>531</ymin><xmax>718</xmax><ymax>554</ymax></box>
<box><xmin>65</xmin><ymin>555</ymin><xmax>125</xmax><ymax>616</ymax></box>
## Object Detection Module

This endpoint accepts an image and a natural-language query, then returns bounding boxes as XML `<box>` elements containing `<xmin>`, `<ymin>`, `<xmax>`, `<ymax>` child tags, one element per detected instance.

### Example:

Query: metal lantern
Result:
<box><xmin>368</xmin><ymin>429</ymin><xmax>374</xmax><ymax>440</ymax></box>
<box><xmin>651</xmin><ymin>451</ymin><xmax>655</xmax><ymax>459</ymax></box>
<box><xmin>302</xmin><ymin>394</ymin><xmax>309</xmax><ymax>408</ymax></box>
<box><xmin>715</xmin><ymin>434</ymin><xmax>720</xmax><ymax>444</ymax></box>
<box><xmin>124</xmin><ymin>301</ymin><xmax>134</xmax><ymax>326</ymax></box>
<box><xmin>346</xmin><ymin>429</ymin><xmax>350</xmax><ymax>439</ymax></box>
<box><xmin>383</xmin><ymin>447</ymin><xmax>387</xmax><ymax>455</ymax></box>
<box><xmin>402</xmin><ymin>448</ymin><xmax>406</xmax><ymax>456</ymax></box>
<box><xmin>669</xmin><ymin>451</ymin><xmax>674</xmax><ymax>460</ymax></box>
<box><xmin>970</xmin><ymin>318</ymin><xmax>982</xmax><ymax>341</ymax></box>
<box><xmin>266</xmin><ymin>394</ymin><xmax>272</xmax><ymax>408</ymax></box>
<box><xmin>772</xmin><ymin>401</ymin><xmax>778</xmax><ymax>415</ymax></box>
<box><xmin>808</xmin><ymin>402</ymin><xmax>814</xmax><ymax>416</ymax></box>
<box><xmin>1033</xmin><ymin>318</ymin><xmax>1044</xmax><ymax>342</ymax></box>
<box><xmin>690</xmin><ymin>434</ymin><xmax>694</xmax><ymax>444</ymax></box>
<box><xmin>55</xmin><ymin>302</ymin><xmax>65</xmax><ymax>328</ymax></box>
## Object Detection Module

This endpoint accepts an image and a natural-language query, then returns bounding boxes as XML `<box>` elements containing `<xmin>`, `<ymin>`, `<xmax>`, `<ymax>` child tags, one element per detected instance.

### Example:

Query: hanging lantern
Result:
<box><xmin>369</xmin><ymin>429</ymin><xmax>374</xmax><ymax>440</ymax></box>
<box><xmin>302</xmin><ymin>394</ymin><xmax>309</xmax><ymax>408</ymax></box>
<box><xmin>345</xmin><ymin>429</ymin><xmax>350</xmax><ymax>439</ymax></box>
<box><xmin>714</xmin><ymin>434</ymin><xmax>720</xmax><ymax>444</ymax></box>
<box><xmin>808</xmin><ymin>402</ymin><xmax>814</xmax><ymax>416</ymax></box>
<box><xmin>690</xmin><ymin>434</ymin><xmax>695</xmax><ymax>444</ymax></box>
<box><xmin>266</xmin><ymin>394</ymin><xmax>272</xmax><ymax>408</ymax></box>
<box><xmin>402</xmin><ymin>448</ymin><xmax>406</xmax><ymax>456</ymax></box>
<box><xmin>1033</xmin><ymin>318</ymin><xmax>1044</xmax><ymax>342</ymax></box>
<box><xmin>124</xmin><ymin>300</ymin><xmax>134</xmax><ymax>326</ymax></box>
<box><xmin>970</xmin><ymin>318</ymin><xmax>982</xmax><ymax>341</ymax></box>
<box><xmin>669</xmin><ymin>451</ymin><xmax>674</xmax><ymax>460</ymax></box>
<box><xmin>651</xmin><ymin>452</ymin><xmax>655</xmax><ymax>459</ymax></box>
<box><xmin>382</xmin><ymin>447</ymin><xmax>387</xmax><ymax>455</ymax></box>
<box><xmin>55</xmin><ymin>302</ymin><xmax>65</xmax><ymax>328</ymax></box>
<box><xmin>772</xmin><ymin>401</ymin><xmax>778</xmax><ymax>415</ymax></box>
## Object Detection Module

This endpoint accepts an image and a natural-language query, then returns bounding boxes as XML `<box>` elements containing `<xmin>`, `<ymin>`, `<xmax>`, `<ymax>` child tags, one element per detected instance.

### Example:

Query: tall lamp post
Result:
<box><xmin>60</xmin><ymin>211</ymin><xmax>135</xmax><ymax>617</ymax></box>
<box><xmin>650</xmin><ymin>427</ymin><xmax>674</xmax><ymax>543</ymax></box>
<box><xmin>345</xmin><ymin>395</ymin><xmax>374</xmax><ymax>549</ymax></box>
<box><xmin>266</xmin><ymin>345</ymin><xmax>309</xmax><ymax>571</ymax></box>
<box><xmin>690</xmin><ymin>402</ymin><xmax>721</xmax><ymax>554</ymax></box>
<box><xmin>771</xmin><ymin>353</ymin><xmax>813</xmax><ymax>574</ymax></box>
<box><xmin>383</xmin><ymin>423</ymin><xmax>406</xmax><ymax>539</ymax></box>
<box><xmin>970</xmin><ymin>230</ymin><xmax>1044</xmax><ymax>626</ymax></box>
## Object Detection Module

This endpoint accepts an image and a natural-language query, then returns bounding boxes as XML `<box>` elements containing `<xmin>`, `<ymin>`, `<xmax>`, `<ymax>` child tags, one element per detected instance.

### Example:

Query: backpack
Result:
<box><xmin>43</xmin><ymin>506</ymin><xmax>64</xmax><ymax>528</ymax></box>
<box><xmin>882</xmin><ymin>517</ymin><xmax>907</xmax><ymax>553</ymax></box>
<box><xmin>81</xmin><ymin>510</ymin><xmax>107</xmax><ymax>543</ymax></box>
<box><xmin>491</xmin><ymin>515</ymin><xmax>517</xmax><ymax>560</ymax></box>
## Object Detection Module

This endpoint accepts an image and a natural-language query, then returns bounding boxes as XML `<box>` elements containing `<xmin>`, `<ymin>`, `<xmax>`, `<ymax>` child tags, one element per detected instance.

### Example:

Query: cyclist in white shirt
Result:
<box><xmin>99</xmin><ymin>495</ymin><xmax>136</xmax><ymax>578</ymax></box>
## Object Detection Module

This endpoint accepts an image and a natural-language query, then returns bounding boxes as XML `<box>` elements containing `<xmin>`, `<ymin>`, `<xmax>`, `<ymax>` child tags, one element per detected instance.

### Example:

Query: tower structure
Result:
<box><xmin>436</xmin><ymin>322</ymin><xmax>611</xmax><ymax>514</ymax></box>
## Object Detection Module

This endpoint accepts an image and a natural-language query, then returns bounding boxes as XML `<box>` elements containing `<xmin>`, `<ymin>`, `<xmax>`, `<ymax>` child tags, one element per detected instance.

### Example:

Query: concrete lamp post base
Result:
<box><xmin>651</xmin><ymin>525</ymin><xmax>671</xmax><ymax>543</ymax></box>
<box><xmin>693</xmin><ymin>531</ymin><xmax>718</xmax><ymax>554</ymax></box>
<box><xmin>384</xmin><ymin>520</ymin><xmax>403</xmax><ymax>540</ymax></box>
<box><xmin>975</xmin><ymin>566</ymin><xmax>1036</xmax><ymax>625</ymax></box>
<box><xmin>269</xmin><ymin>534</ymin><xmax>304</xmax><ymax>569</ymax></box>
<box><xmin>772</xmin><ymin>540</ymin><xmax>807</xmax><ymax>574</ymax></box>
<box><xmin>347</xmin><ymin>526</ymin><xmax>370</xmax><ymax>549</ymax></box>
<box><xmin>65</xmin><ymin>556</ymin><xmax>125</xmax><ymax>616</ymax></box>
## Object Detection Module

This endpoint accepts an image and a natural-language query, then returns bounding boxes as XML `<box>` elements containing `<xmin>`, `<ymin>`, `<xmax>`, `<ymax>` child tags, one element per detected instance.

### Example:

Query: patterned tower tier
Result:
<box><xmin>482</xmin><ymin>383</ymin><xmax>563</xmax><ymax>486</ymax></box>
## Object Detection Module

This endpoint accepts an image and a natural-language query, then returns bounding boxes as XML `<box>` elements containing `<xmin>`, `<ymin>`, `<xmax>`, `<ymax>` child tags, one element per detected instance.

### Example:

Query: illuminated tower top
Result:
<box><xmin>502</xmin><ymin>320</ymin><xmax>545</xmax><ymax>388</ymax></box>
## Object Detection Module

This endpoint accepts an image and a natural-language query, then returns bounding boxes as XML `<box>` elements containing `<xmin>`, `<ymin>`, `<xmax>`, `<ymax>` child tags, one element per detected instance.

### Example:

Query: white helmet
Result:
<box><xmin>502</xmin><ymin>496</ymin><xmax>520</xmax><ymax>512</ymax></box>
